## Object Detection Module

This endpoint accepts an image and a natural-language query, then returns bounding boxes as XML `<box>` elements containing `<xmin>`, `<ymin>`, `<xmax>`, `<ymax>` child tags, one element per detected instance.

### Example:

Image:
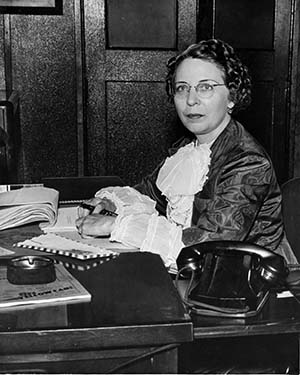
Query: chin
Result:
<box><xmin>183</xmin><ymin>123</ymin><xmax>208</xmax><ymax>135</ymax></box>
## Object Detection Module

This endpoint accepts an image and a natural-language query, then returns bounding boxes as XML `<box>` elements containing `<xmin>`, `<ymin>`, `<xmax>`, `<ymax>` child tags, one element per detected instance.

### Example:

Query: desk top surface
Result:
<box><xmin>0</xmin><ymin>225</ymin><xmax>300</xmax><ymax>348</ymax></box>
<box><xmin>191</xmin><ymin>294</ymin><xmax>300</xmax><ymax>339</ymax></box>
<box><xmin>0</xmin><ymin>225</ymin><xmax>189</xmax><ymax>326</ymax></box>
<box><xmin>0</xmin><ymin>225</ymin><xmax>194</xmax><ymax>353</ymax></box>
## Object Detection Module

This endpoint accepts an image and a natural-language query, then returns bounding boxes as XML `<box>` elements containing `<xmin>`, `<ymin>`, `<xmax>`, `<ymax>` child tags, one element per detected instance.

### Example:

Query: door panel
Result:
<box><xmin>106</xmin><ymin>0</ymin><xmax>177</xmax><ymax>49</ymax></box>
<box><xmin>106</xmin><ymin>81</ymin><xmax>179</xmax><ymax>184</ymax></box>
<box><xmin>215</xmin><ymin>0</ymin><xmax>274</xmax><ymax>49</ymax></box>
<box><xmin>84</xmin><ymin>0</ymin><xmax>293</xmax><ymax>185</ymax></box>
<box><xmin>84</xmin><ymin>0</ymin><xmax>197</xmax><ymax>185</ymax></box>
<box><xmin>197</xmin><ymin>0</ymin><xmax>292</xmax><ymax>183</ymax></box>
<box><xmin>237</xmin><ymin>84</ymin><xmax>273</xmax><ymax>152</ymax></box>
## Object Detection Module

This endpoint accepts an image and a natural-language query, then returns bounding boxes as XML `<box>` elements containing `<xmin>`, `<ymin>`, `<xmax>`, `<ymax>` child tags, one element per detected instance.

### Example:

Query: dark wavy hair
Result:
<box><xmin>166</xmin><ymin>39</ymin><xmax>252</xmax><ymax>114</ymax></box>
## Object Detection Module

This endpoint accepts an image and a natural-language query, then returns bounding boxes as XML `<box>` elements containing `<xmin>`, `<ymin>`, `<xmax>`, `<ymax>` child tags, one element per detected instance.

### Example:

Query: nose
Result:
<box><xmin>186</xmin><ymin>87</ymin><xmax>201</xmax><ymax>106</ymax></box>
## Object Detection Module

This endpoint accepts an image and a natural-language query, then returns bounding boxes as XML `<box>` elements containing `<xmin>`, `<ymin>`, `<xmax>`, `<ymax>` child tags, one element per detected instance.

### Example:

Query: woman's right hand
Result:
<box><xmin>75</xmin><ymin>213</ymin><xmax>116</xmax><ymax>238</ymax></box>
<box><xmin>77</xmin><ymin>197</ymin><xmax>116</xmax><ymax>218</ymax></box>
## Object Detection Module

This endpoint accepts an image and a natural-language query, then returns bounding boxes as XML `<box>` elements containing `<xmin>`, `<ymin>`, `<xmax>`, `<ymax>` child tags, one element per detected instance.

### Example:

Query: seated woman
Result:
<box><xmin>76</xmin><ymin>38</ymin><xmax>297</xmax><ymax>270</ymax></box>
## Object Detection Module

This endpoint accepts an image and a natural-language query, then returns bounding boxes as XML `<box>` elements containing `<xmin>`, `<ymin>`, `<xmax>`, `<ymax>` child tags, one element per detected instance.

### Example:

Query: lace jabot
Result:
<box><xmin>156</xmin><ymin>141</ymin><xmax>211</xmax><ymax>228</ymax></box>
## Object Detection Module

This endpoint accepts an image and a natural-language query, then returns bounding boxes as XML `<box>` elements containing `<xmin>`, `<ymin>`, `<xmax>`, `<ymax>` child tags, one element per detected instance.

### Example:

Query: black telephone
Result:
<box><xmin>176</xmin><ymin>241</ymin><xmax>289</xmax><ymax>318</ymax></box>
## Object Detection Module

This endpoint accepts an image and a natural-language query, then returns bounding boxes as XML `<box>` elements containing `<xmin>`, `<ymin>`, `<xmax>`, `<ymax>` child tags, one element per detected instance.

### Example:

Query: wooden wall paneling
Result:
<box><xmin>196</xmin><ymin>0</ymin><xmax>213</xmax><ymax>40</ymax></box>
<box><xmin>215</xmin><ymin>0</ymin><xmax>274</xmax><ymax>49</ymax></box>
<box><xmin>106</xmin><ymin>81</ymin><xmax>178</xmax><ymax>184</ymax></box>
<box><xmin>234</xmin><ymin>50</ymin><xmax>274</xmax><ymax>154</ymax></box>
<box><xmin>177</xmin><ymin>0</ymin><xmax>197</xmax><ymax>50</ymax></box>
<box><xmin>84</xmin><ymin>0</ymin><xmax>197</xmax><ymax>185</ymax></box>
<box><xmin>0</xmin><ymin>0</ymin><xmax>63</xmax><ymax>15</ymax></box>
<box><xmin>74</xmin><ymin>0</ymin><xmax>85</xmax><ymax>176</ymax></box>
<box><xmin>106</xmin><ymin>0</ymin><xmax>177</xmax><ymax>49</ymax></box>
<box><xmin>84</xmin><ymin>0</ymin><xmax>106</xmax><ymax>178</ymax></box>
<box><xmin>0</xmin><ymin>16</ymin><xmax>5</xmax><ymax>91</ymax></box>
<box><xmin>290</xmin><ymin>0</ymin><xmax>300</xmax><ymax>177</ymax></box>
<box><xmin>10</xmin><ymin>0</ymin><xmax>79</xmax><ymax>182</ymax></box>
<box><xmin>273</xmin><ymin>0</ymin><xmax>293</xmax><ymax>182</ymax></box>
<box><xmin>237</xmin><ymin>83</ymin><xmax>273</xmax><ymax>153</ymax></box>
<box><xmin>3</xmin><ymin>15</ymin><xmax>12</xmax><ymax>95</ymax></box>
<box><xmin>211</xmin><ymin>0</ymin><xmax>277</xmax><ymax>164</ymax></box>
<box><xmin>197</xmin><ymin>0</ymin><xmax>293</xmax><ymax>183</ymax></box>
<box><xmin>2</xmin><ymin>16</ymin><xmax>24</xmax><ymax>182</ymax></box>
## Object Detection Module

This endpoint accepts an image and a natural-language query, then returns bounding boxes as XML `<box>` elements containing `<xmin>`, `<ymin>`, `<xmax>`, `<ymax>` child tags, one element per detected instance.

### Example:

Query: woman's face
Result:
<box><xmin>174</xmin><ymin>57</ymin><xmax>234</xmax><ymax>144</ymax></box>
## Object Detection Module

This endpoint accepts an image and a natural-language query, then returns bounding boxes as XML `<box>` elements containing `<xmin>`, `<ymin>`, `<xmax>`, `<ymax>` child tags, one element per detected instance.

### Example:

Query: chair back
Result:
<box><xmin>42</xmin><ymin>175</ymin><xmax>124</xmax><ymax>202</ymax></box>
<box><xmin>281</xmin><ymin>177</ymin><xmax>300</xmax><ymax>262</ymax></box>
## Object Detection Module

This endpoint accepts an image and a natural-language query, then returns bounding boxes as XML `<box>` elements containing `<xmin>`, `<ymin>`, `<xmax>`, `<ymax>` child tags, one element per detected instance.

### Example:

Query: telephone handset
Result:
<box><xmin>176</xmin><ymin>241</ymin><xmax>289</xmax><ymax>318</ymax></box>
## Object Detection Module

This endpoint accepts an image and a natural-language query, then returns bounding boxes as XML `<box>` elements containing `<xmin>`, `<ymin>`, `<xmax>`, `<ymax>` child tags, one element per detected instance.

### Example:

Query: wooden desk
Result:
<box><xmin>1</xmin><ymin>225</ymin><xmax>300</xmax><ymax>373</ymax></box>
<box><xmin>0</xmin><ymin>225</ymin><xmax>193</xmax><ymax>374</ymax></box>
<box><xmin>179</xmin><ymin>279</ymin><xmax>300</xmax><ymax>373</ymax></box>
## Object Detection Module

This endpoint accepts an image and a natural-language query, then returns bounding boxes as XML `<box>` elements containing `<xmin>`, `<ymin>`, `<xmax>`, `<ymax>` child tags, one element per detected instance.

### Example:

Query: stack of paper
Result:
<box><xmin>16</xmin><ymin>232</ymin><xmax>120</xmax><ymax>260</ymax></box>
<box><xmin>0</xmin><ymin>187</ymin><xmax>59</xmax><ymax>230</ymax></box>
<box><xmin>41</xmin><ymin>204</ymin><xmax>78</xmax><ymax>232</ymax></box>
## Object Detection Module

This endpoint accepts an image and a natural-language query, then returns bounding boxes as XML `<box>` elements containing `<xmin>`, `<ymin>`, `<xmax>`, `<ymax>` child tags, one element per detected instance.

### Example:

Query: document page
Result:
<box><xmin>0</xmin><ymin>187</ymin><xmax>59</xmax><ymax>231</ymax></box>
<box><xmin>41</xmin><ymin>205</ymin><xmax>78</xmax><ymax>232</ymax></box>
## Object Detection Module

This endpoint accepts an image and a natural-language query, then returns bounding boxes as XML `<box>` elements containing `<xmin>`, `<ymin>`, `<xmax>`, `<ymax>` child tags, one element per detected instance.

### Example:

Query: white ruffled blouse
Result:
<box><xmin>156</xmin><ymin>141</ymin><xmax>211</xmax><ymax>228</ymax></box>
<box><xmin>94</xmin><ymin>141</ymin><xmax>212</xmax><ymax>269</ymax></box>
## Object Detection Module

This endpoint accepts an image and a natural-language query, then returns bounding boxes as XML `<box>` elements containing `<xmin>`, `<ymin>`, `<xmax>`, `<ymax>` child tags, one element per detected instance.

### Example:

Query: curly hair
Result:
<box><xmin>166</xmin><ymin>39</ymin><xmax>252</xmax><ymax>114</ymax></box>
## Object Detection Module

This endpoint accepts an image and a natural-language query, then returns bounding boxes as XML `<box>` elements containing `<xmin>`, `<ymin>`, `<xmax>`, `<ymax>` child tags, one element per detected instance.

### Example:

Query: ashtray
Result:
<box><xmin>7</xmin><ymin>255</ymin><xmax>56</xmax><ymax>285</ymax></box>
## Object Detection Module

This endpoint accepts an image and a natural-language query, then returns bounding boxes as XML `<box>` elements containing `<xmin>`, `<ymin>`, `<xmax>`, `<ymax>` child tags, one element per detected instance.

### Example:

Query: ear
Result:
<box><xmin>227</xmin><ymin>101</ymin><xmax>234</xmax><ymax>113</ymax></box>
<box><xmin>227</xmin><ymin>101</ymin><xmax>234</xmax><ymax>110</ymax></box>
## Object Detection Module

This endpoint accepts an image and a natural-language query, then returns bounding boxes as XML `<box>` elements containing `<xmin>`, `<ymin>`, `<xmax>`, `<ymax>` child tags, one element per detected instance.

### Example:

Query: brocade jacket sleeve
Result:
<box><xmin>135</xmin><ymin>120</ymin><xmax>284</xmax><ymax>253</ymax></box>
<box><xmin>183</xmin><ymin>152</ymin><xmax>283</xmax><ymax>251</ymax></box>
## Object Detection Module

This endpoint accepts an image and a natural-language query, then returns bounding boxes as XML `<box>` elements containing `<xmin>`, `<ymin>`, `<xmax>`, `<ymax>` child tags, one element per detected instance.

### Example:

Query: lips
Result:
<box><xmin>186</xmin><ymin>113</ymin><xmax>204</xmax><ymax>119</ymax></box>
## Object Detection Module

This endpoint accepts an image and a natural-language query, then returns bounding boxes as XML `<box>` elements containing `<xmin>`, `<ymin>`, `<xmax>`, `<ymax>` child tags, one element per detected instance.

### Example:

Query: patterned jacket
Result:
<box><xmin>135</xmin><ymin>119</ymin><xmax>283</xmax><ymax>252</ymax></box>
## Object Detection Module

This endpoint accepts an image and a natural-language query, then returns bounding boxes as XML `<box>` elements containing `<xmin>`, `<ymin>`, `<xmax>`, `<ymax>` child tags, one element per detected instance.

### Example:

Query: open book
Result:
<box><xmin>0</xmin><ymin>187</ymin><xmax>59</xmax><ymax>231</ymax></box>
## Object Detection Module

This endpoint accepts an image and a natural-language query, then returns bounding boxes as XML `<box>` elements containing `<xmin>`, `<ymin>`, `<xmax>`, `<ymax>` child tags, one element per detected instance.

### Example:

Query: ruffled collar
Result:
<box><xmin>157</xmin><ymin>141</ymin><xmax>211</xmax><ymax>196</ymax></box>
<box><xmin>156</xmin><ymin>141</ymin><xmax>211</xmax><ymax>227</ymax></box>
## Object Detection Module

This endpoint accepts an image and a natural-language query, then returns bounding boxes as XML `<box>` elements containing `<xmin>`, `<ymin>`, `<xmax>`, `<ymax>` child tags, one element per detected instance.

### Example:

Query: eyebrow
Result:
<box><xmin>175</xmin><ymin>79</ymin><xmax>222</xmax><ymax>84</ymax></box>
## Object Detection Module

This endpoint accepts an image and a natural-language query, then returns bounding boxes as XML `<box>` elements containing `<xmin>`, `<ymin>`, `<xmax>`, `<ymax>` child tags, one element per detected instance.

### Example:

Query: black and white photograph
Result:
<box><xmin>0</xmin><ymin>0</ymin><xmax>300</xmax><ymax>373</ymax></box>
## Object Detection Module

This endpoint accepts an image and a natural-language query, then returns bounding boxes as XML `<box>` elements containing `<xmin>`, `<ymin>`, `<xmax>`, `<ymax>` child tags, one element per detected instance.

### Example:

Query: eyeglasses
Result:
<box><xmin>174</xmin><ymin>81</ymin><xmax>226</xmax><ymax>99</ymax></box>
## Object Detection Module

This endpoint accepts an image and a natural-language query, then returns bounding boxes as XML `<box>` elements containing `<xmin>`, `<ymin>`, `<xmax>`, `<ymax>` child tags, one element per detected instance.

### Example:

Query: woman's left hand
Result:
<box><xmin>75</xmin><ymin>213</ymin><xmax>116</xmax><ymax>238</ymax></box>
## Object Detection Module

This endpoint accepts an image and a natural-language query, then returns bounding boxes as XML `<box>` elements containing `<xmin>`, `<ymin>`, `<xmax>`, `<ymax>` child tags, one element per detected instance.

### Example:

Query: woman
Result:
<box><xmin>76</xmin><ymin>39</ymin><xmax>297</xmax><ymax>269</ymax></box>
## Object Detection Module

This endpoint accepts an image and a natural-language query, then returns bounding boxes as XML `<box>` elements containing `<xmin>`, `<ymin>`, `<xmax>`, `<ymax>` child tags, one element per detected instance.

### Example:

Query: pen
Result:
<box><xmin>79</xmin><ymin>202</ymin><xmax>118</xmax><ymax>217</ymax></box>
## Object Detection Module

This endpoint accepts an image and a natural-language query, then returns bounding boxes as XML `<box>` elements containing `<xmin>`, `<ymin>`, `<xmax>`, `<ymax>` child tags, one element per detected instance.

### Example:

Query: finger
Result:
<box><xmin>101</xmin><ymin>198</ymin><xmax>117</xmax><ymax>212</ymax></box>
<box><xmin>77</xmin><ymin>214</ymin><xmax>115</xmax><ymax>238</ymax></box>
<box><xmin>91</xmin><ymin>203</ymin><xmax>106</xmax><ymax>214</ymax></box>
<box><xmin>77</xmin><ymin>206</ymin><xmax>90</xmax><ymax>218</ymax></box>
<box><xmin>85</xmin><ymin>197</ymin><xmax>103</xmax><ymax>206</ymax></box>
<box><xmin>75</xmin><ymin>216</ymin><xmax>84</xmax><ymax>229</ymax></box>
<box><xmin>80</xmin><ymin>233</ymin><xmax>96</xmax><ymax>239</ymax></box>
<box><xmin>77</xmin><ymin>197</ymin><xmax>101</xmax><ymax>217</ymax></box>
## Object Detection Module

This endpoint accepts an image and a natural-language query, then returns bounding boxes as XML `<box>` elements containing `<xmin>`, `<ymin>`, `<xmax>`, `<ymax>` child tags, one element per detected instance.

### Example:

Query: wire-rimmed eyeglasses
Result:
<box><xmin>173</xmin><ymin>81</ymin><xmax>226</xmax><ymax>99</ymax></box>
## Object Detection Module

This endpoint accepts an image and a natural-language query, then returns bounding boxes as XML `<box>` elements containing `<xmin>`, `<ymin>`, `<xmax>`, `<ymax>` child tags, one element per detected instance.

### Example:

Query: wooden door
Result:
<box><xmin>84</xmin><ymin>0</ymin><xmax>198</xmax><ymax>185</ymax></box>
<box><xmin>198</xmin><ymin>0</ymin><xmax>294</xmax><ymax>184</ymax></box>
<box><xmin>84</xmin><ymin>0</ymin><xmax>294</xmax><ymax>185</ymax></box>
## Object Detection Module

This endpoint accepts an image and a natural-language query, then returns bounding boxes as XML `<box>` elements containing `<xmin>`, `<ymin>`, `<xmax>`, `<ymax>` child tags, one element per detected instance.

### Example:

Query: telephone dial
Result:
<box><xmin>176</xmin><ymin>241</ymin><xmax>289</xmax><ymax>318</ymax></box>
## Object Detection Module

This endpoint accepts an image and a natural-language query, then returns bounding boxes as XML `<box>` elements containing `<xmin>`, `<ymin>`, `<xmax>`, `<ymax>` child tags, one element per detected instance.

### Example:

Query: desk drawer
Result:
<box><xmin>0</xmin><ymin>345</ymin><xmax>179</xmax><ymax>374</ymax></box>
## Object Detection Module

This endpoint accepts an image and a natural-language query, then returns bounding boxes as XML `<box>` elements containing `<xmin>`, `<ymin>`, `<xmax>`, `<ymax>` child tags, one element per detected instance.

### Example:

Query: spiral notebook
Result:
<box><xmin>15</xmin><ymin>232</ymin><xmax>121</xmax><ymax>261</ymax></box>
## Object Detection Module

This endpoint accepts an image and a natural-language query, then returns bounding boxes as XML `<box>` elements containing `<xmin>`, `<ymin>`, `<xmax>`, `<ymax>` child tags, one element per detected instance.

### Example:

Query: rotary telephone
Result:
<box><xmin>176</xmin><ymin>241</ymin><xmax>289</xmax><ymax>318</ymax></box>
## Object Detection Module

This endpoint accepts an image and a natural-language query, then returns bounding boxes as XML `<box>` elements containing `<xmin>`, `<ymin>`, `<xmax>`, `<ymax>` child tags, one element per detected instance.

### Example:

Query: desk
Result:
<box><xmin>0</xmin><ymin>225</ymin><xmax>193</xmax><ymax>374</ymax></box>
<box><xmin>179</xmin><ymin>279</ymin><xmax>300</xmax><ymax>373</ymax></box>
<box><xmin>1</xmin><ymin>226</ymin><xmax>300</xmax><ymax>374</ymax></box>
